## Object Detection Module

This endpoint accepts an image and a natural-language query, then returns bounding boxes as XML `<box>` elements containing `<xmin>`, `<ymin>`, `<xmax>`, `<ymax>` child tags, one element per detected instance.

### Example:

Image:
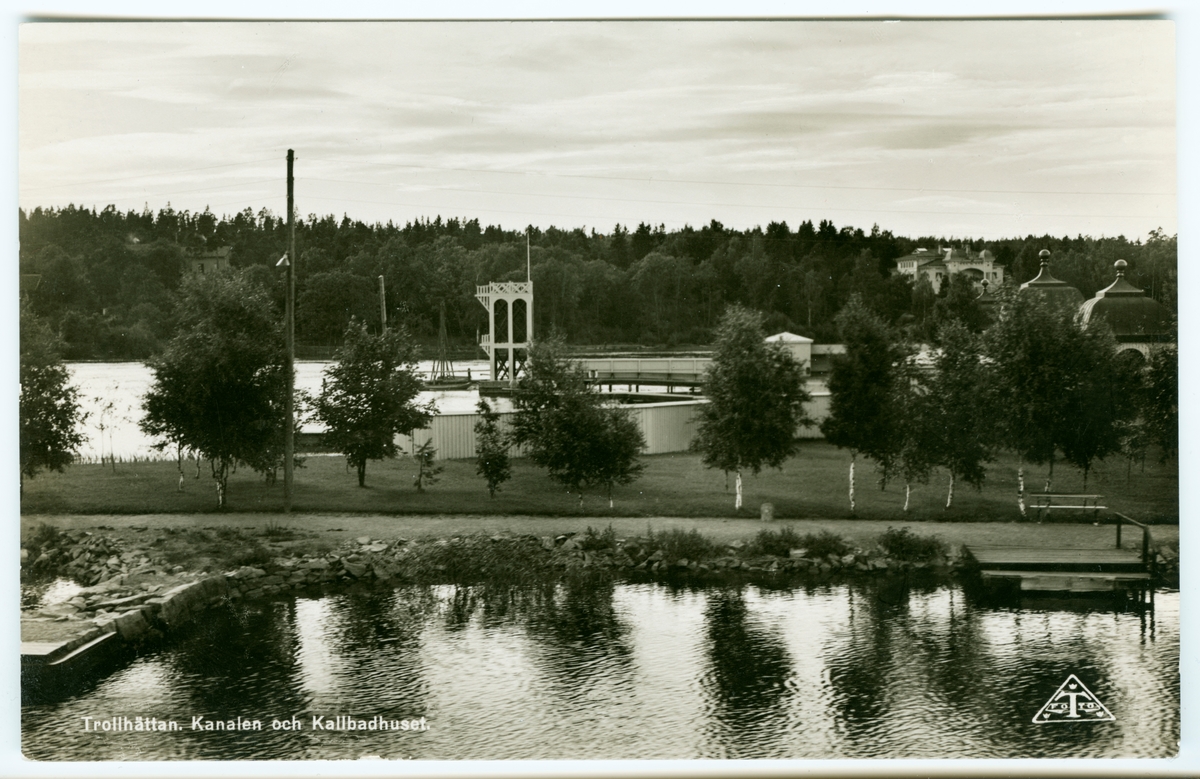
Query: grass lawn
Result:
<box><xmin>21</xmin><ymin>441</ymin><xmax>1178</xmax><ymax>525</ymax></box>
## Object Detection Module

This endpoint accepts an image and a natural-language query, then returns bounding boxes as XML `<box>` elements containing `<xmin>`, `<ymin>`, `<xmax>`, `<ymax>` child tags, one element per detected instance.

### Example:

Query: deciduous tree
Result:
<box><xmin>821</xmin><ymin>296</ymin><xmax>907</xmax><ymax>515</ymax></box>
<box><xmin>920</xmin><ymin>322</ymin><xmax>997</xmax><ymax>508</ymax></box>
<box><xmin>1144</xmin><ymin>344</ymin><xmax>1177</xmax><ymax>461</ymax></box>
<box><xmin>889</xmin><ymin>358</ymin><xmax>934</xmax><ymax>513</ymax></box>
<box><xmin>141</xmin><ymin>270</ymin><xmax>294</xmax><ymax>508</ymax></box>
<box><xmin>316</xmin><ymin>321</ymin><xmax>433</xmax><ymax>487</ymax></box>
<box><xmin>411</xmin><ymin>437</ymin><xmax>443</xmax><ymax>492</ymax></box>
<box><xmin>984</xmin><ymin>293</ymin><xmax>1138</xmax><ymax>512</ymax></box>
<box><xmin>691</xmin><ymin>305</ymin><xmax>812</xmax><ymax>510</ymax></box>
<box><xmin>931</xmin><ymin>273</ymin><xmax>988</xmax><ymax>335</ymax></box>
<box><xmin>474</xmin><ymin>399</ymin><xmax>512</xmax><ymax>498</ymax></box>
<box><xmin>20</xmin><ymin>301</ymin><xmax>84</xmax><ymax>490</ymax></box>
<box><xmin>512</xmin><ymin>334</ymin><xmax>645</xmax><ymax>508</ymax></box>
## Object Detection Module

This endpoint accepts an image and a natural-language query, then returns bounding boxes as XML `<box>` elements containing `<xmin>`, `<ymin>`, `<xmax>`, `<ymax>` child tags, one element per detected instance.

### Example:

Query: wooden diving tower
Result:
<box><xmin>475</xmin><ymin>231</ymin><xmax>534</xmax><ymax>388</ymax></box>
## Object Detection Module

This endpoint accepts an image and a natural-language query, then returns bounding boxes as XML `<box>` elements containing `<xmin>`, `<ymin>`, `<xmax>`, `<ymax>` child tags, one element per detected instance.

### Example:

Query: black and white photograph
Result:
<box><xmin>13</xmin><ymin>8</ymin><xmax>1186</xmax><ymax>772</ymax></box>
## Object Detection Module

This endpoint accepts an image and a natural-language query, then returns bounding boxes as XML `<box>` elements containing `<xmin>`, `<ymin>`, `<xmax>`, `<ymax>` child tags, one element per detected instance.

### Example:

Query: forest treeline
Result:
<box><xmin>18</xmin><ymin>203</ymin><xmax>1178</xmax><ymax>360</ymax></box>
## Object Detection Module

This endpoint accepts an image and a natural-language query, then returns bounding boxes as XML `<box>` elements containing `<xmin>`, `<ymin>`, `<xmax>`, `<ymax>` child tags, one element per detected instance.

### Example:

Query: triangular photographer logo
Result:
<box><xmin>1032</xmin><ymin>674</ymin><xmax>1115</xmax><ymax>723</ymax></box>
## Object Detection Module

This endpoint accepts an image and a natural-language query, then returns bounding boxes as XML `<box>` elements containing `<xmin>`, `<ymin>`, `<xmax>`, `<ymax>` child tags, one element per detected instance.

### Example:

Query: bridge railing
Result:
<box><xmin>578</xmin><ymin>357</ymin><xmax>711</xmax><ymax>385</ymax></box>
<box><xmin>1112</xmin><ymin>511</ymin><xmax>1153</xmax><ymax>567</ymax></box>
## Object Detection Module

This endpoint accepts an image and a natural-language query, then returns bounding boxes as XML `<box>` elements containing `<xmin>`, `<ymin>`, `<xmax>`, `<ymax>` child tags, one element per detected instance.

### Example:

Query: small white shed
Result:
<box><xmin>764</xmin><ymin>332</ymin><xmax>813</xmax><ymax>372</ymax></box>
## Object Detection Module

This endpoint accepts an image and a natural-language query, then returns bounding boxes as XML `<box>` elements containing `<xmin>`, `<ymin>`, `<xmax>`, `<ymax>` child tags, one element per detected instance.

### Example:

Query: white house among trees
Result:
<box><xmin>894</xmin><ymin>245</ymin><xmax>1005</xmax><ymax>291</ymax></box>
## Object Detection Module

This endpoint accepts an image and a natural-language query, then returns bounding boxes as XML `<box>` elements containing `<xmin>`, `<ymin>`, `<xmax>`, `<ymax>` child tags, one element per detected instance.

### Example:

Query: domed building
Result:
<box><xmin>1018</xmin><ymin>249</ymin><xmax>1084</xmax><ymax>309</ymax></box>
<box><xmin>1079</xmin><ymin>259</ymin><xmax>1173</xmax><ymax>359</ymax></box>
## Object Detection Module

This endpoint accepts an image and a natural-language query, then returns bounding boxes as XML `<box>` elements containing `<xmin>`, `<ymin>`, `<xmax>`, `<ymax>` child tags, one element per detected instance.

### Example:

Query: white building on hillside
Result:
<box><xmin>894</xmin><ymin>246</ymin><xmax>1004</xmax><ymax>291</ymax></box>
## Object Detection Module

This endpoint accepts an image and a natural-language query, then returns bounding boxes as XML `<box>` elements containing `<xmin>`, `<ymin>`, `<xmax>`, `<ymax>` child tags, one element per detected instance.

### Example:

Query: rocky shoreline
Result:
<box><xmin>21</xmin><ymin>523</ymin><xmax>1179</xmax><ymax>695</ymax></box>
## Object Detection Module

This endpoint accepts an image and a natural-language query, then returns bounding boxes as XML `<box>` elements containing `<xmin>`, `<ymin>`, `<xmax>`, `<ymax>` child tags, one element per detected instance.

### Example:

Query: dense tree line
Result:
<box><xmin>18</xmin><ymin>204</ymin><xmax>1178</xmax><ymax>360</ymax></box>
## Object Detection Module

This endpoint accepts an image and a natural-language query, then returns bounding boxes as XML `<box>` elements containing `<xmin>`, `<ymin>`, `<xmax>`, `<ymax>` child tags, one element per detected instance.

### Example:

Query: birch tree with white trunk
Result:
<box><xmin>691</xmin><ymin>305</ymin><xmax>812</xmax><ymax>511</ymax></box>
<box><xmin>821</xmin><ymin>295</ymin><xmax>907</xmax><ymax>517</ymax></box>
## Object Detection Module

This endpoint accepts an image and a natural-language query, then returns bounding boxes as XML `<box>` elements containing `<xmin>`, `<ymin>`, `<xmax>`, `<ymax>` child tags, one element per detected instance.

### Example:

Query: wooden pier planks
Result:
<box><xmin>980</xmin><ymin>570</ymin><xmax>1151</xmax><ymax>592</ymax></box>
<box><xmin>966</xmin><ymin>544</ymin><xmax>1151</xmax><ymax>592</ymax></box>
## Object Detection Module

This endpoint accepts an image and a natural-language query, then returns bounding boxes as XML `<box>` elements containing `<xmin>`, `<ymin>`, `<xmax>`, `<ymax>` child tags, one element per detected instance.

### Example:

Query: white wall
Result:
<box><xmin>396</xmin><ymin>388</ymin><xmax>832</xmax><ymax>460</ymax></box>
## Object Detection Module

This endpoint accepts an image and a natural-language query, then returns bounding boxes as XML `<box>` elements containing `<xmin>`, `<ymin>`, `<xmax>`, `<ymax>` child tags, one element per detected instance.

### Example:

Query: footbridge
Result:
<box><xmin>578</xmin><ymin>357</ymin><xmax>710</xmax><ymax>391</ymax></box>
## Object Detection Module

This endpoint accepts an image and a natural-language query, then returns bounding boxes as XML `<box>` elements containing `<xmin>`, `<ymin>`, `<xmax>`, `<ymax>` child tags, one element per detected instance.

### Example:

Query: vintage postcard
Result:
<box><xmin>13</xmin><ymin>11</ymin><xmax>1185</xmax><ymax>776</ymax></box>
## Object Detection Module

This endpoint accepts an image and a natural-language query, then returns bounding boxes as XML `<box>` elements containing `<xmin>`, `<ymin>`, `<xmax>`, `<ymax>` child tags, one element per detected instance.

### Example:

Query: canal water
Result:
<box><xmin>22</xmin><ymin>579</ymin><xmax>1178</xmax><ymax>760</ymax></box>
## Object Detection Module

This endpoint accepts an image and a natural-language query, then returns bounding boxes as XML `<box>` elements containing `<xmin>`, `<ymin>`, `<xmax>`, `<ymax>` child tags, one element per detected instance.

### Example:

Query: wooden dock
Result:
<box><xmin>966</xmin><ymin>546</ymin><xmax>1151</xmax><ymax>592</ymax></box>
<box><xmin>966</xmin><ymin>513</ymin><xmax>1154</xmax><ymax>594</ymax></box>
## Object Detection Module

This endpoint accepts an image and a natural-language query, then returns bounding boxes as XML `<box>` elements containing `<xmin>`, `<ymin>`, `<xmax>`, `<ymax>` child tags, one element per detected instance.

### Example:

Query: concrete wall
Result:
<box><xmin>397</xmin><ymin>386</ymin><xmax>831</xmax><ymax>460</ymax></box>
<box><xmin>396</xmin><ymin>400</ymin><xmax>709</xmax><ymax>460</ymax></box>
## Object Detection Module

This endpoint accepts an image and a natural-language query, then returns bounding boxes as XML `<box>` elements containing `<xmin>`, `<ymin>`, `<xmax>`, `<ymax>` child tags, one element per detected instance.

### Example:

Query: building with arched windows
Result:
<box><xmin>895</xmin><ymin>245</ymin><xmax>1004</xmax><ymax>291</ymax></box>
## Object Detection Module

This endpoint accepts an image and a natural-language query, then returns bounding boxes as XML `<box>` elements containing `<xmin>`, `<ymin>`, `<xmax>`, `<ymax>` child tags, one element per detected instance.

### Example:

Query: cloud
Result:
<box><xmin>17</xmin><ymin>20</ymin><xmax>1176</xmax><ymax>239</ymax></box>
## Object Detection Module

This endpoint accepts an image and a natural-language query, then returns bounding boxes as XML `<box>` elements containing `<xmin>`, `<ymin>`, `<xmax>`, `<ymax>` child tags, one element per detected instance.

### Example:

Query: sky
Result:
<box><xmin>17</xmin><ymin>19</ymin><xmax>1177</xmax><ymax>241</ymax></box>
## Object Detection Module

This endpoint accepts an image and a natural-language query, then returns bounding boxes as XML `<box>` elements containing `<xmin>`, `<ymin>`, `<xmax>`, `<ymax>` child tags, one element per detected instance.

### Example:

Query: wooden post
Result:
<box><xmin>378</xmin><ymin>275</ymin><xmax>387</xmax><ymax>333</ymax></box>
<box><xmin>284</xmin><ymin>149</ymin><xmax>295</xmax><ymax>512</ymax></box>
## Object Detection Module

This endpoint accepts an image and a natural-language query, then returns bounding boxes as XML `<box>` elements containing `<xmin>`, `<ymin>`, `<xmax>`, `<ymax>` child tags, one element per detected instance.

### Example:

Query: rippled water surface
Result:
<box><xmin>22</xmin><ymin>580</ymin><xmax>1178</xmax><ymax>760</ymax></box>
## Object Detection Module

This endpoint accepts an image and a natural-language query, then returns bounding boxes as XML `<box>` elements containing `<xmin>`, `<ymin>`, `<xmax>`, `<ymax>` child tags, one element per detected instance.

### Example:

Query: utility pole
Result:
<box><xmin>378</xmin><ymin>275</ymin><xmax>388</xmax><ymax>333</ymax></box>
<box><xmin>284</xmin><ymin>149</ymin><xmax>296</xmax><ymax>512</ymax></box>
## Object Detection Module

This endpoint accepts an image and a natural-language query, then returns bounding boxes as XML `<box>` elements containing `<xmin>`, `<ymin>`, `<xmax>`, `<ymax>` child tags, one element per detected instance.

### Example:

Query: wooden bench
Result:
<box><xmin>1030</xmin><ymin>493</ymin><xmax>1105</xmax><ymax>522</ymax></box>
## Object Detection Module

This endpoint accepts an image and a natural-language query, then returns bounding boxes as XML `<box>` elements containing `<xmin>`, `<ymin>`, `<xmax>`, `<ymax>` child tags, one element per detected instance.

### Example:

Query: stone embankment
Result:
<box><xmin>21</xmin><ymin>524</ymin><xmax>1178</xmax><ymax>694</ymax></box>
<box><xmin>22</xmin><ymin>528</ymin><xmax>962</xmax><ymax>648</ymax></box>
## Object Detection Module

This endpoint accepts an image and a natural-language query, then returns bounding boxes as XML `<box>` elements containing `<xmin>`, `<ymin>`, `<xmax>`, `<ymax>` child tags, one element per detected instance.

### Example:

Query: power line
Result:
<box><xmin>20</xmin><ymin>156</ymin><xmax>281</xmax><ymax>193</ymax></box>
<box><xmin>147</xmin><ymin>178</ymin><xmax>280</xmax><ymax>199</ymax></box>
<box><xmin>297</xmin><ymin>174</ymin><xmax>1167</xmax><ymax>221</ymax></box>
<box><xmin>302</xmin><ymin>155</ymin><xmax>1175</xmax><ymax>199</ymax></box>
<box><xmin>30</xmin><ymin>186</ymin><xmax>1167</xmax><ymax>231</ymax></box>
<box><xmin>282</xmin><ymin>189</ymin><xmax>1165</xmax><ymax>225</ymax></box>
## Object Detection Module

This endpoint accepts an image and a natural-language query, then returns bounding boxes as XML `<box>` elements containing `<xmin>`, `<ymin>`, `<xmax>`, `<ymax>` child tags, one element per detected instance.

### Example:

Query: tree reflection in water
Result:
<box><xmin>821</xmin><ymin>576</ymin><xmax>1162</xmax><ymax>758</ymax></box>
<box><xmin>312</xmin><ymin>587</ymin><xmax>434</xmax><ymax>715</ymax></box>
<box><xmin>20</xmin><ymin>581</ymin><xmax>1178</xmax><ymax>760</ymax></box>
<box><xmin>699</xmin><ymin>586</ymin><xmax>793</xmax><ymax>758</ymax></box>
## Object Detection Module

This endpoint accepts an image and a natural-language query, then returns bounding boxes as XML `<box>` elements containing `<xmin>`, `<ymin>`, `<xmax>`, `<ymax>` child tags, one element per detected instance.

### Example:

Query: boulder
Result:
<box><xmin>91</xmin><ymin>593</ymin><xmax>151</xmax><ymax>611</ymax></box>
<box><xmin>114</xmin><ymin>609</ymin><xmax>149</xmax><ymax>640</ymax></box>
